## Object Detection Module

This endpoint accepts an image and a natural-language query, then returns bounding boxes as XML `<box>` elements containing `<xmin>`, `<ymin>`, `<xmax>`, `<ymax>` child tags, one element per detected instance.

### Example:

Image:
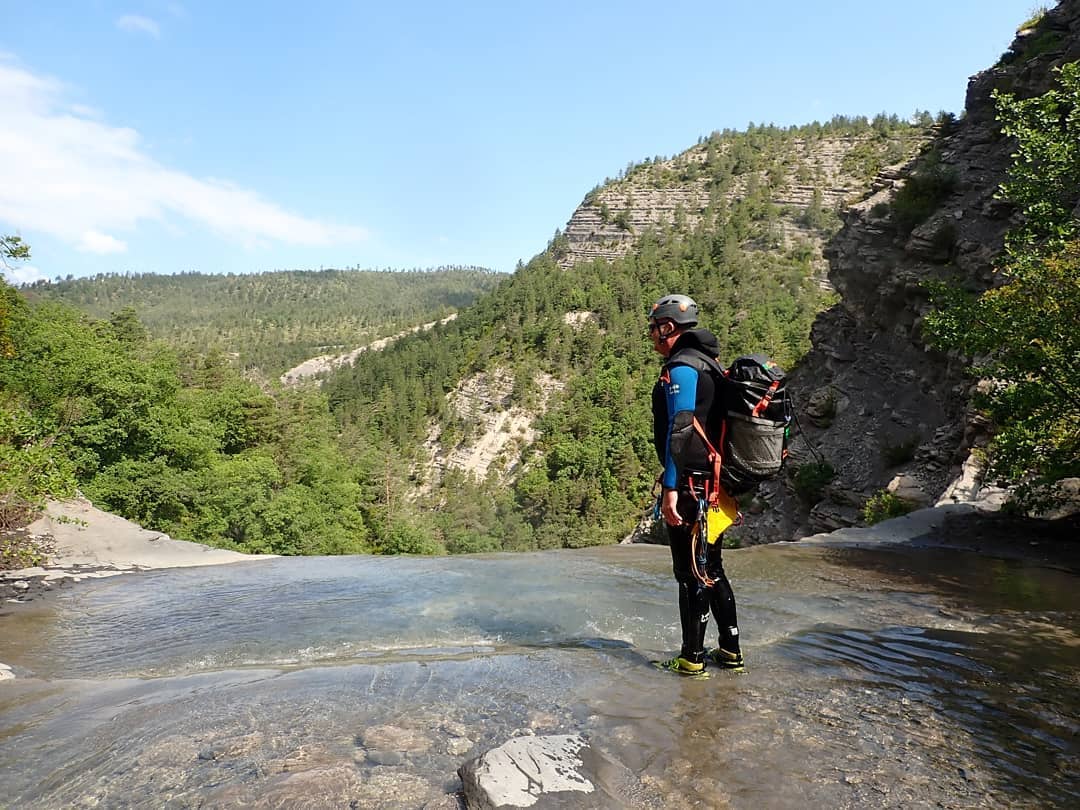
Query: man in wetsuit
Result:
<box><xmin>649</xmin><ymin>293</ymin><xmax>744</xmax><ymax>676</ymax></box>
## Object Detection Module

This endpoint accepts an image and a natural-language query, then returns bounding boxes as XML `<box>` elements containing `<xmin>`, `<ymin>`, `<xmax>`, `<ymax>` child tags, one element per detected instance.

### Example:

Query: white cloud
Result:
<box><xmin>0</xmin><ymin>61</ymin><xmax>367</xmax><ymax>255</ymax></box>
<box><xmin>116</xmin><ymin>15</ymin><xmax>161</xmax><ymax>38</ymax></box>
<box><xmin>78</xmin><ymin>230</ymin><xmax>128</xmax><ymax>254</ymax></box>
<box><xmin>2</xmin><ymin>263</ymin><xmax>47</xmax><ymax>286</ymax></box>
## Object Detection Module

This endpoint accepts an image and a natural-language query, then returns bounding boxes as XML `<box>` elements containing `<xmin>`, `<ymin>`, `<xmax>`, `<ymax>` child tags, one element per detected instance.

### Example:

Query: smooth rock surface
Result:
<box><xmin>459</xmin><ymin>734</ymin><xmax>598</xmax><ymax>809</ymax></box>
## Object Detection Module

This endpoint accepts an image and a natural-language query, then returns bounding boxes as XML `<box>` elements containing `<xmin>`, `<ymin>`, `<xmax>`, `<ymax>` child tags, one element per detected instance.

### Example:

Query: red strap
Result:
<box><xmin>691</xmin><ymin>416</ymin><xmax>724</xmax><ymax>506</ymax></box>
<box><xmin>751</xmin><ymin>380</ymin><xmax>780</xmax><ymax>418</ymax></box>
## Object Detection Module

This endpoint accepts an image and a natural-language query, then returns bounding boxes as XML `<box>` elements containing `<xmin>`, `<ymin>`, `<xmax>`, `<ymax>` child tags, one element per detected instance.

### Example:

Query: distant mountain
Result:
<box><xmin>26</xmin><ymin>267</ymin><xmax>504</xmax><ymax>376</ymax></box>
<box><xmin>556</xmin><ymin>116</ymin><xmax>931</xmax><ymax>276</ymax></box>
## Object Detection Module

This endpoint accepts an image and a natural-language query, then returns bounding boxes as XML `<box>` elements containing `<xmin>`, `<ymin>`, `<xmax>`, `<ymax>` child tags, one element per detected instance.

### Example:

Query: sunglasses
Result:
<box><xmin>648</xmin><ymin>321</ymin><xmax>669</xmax><ymax>336</ymax></box>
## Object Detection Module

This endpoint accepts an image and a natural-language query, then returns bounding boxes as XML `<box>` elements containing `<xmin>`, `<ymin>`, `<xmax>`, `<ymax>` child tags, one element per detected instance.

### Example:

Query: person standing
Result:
<box><xmin>648</xmin><ymin>294</ymin><xmax>744</xmax><ymax>676</ymax></box>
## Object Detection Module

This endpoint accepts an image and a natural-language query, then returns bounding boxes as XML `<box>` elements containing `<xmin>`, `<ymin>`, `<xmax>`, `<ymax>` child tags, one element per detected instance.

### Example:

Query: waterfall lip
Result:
<box><xmin>793</xmin><ymin>503</ymin><xmax>975</xmax><ymax>549</ymax></box>
<box><xmin>792</xmin><ymin>503</ymin><xmax>1080</xmax><ymax>573</ymax></box>
<box><xmin>149</xmin><ymin>638</ymin><xmax>645</xmax><ymax>677</ymax></box>
<box><xmin>4</xmin><ymin>538</ymin><xmax>1077</xmax><ymax>809</ymax></box>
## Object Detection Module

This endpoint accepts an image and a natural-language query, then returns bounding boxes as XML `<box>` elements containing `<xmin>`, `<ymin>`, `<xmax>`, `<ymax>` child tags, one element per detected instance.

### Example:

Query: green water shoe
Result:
<box><xmin>708</xmin><ymin>648</ymin><xmax>745</xmax><ymax>672</ymax></box>
<box><xmin>654</xmin><ymin>656</ymin><xmax>710</xmax><ymax>678</ymax></box>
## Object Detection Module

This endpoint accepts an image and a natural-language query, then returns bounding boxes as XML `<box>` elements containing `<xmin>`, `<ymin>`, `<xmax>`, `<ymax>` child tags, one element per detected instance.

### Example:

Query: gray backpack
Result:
<box><xmin>718</xmin><ymin>355</ymin><xmax>791</xmax><ymax>495</ymax></box>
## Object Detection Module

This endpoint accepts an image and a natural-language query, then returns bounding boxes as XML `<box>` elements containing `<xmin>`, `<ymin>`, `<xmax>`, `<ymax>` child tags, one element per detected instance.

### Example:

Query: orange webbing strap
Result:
<box><xmin>691</xmin><ymin>416</ymin><xmax>724</xmax><ymax>507</ymax></box>
<box><xmin>751</xmin><ymin>380</ymin><xmax>780</xmax><ymax>418</ymax></box>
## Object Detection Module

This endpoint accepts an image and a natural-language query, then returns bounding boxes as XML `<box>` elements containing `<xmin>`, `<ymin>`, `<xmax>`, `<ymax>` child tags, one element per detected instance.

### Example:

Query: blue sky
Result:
<box><xmin>2</xmin><ymin>1</ymin><xmax>1041</xmax><ymax>284</ymax></box>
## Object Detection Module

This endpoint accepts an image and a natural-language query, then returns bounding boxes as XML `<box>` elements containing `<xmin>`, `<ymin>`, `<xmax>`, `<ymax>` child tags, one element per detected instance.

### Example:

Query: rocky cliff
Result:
<box><xmin>557</xmin><ymin>129</ymin><xmax>931</xmax><ymax>286</ymax></box>
<box><xmin>730</xmin><ymin>0</ymin><xmax>1080</xmax><ymax>544</ymax></box>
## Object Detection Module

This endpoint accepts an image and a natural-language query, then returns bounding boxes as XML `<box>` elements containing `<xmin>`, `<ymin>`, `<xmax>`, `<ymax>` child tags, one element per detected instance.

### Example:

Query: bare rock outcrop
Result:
<box><xmin>420</xmin><ymin>368</ymin><xmax>564</xmax><ymax>492</ymax></box>
<box><xmin>280</xmin><ymin>315</ymin><xmax>457</xmax><ymax>386</ymax></box>
<box><xmin>459</xmin><ymin>734</ymin><xmax>644</xmax><ymax>809</ymax></box>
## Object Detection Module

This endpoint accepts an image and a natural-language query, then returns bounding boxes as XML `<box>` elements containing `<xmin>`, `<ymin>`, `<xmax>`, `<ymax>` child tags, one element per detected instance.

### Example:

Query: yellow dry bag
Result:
<box><xmin>705</xmin><ymin>487</ymin><xmax>740</xmax><ymax>544</ymax></box>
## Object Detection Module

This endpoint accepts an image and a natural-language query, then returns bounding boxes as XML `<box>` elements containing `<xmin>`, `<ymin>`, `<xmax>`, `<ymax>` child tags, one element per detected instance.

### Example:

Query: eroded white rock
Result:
<box><xmin>459</xmin><ymin>734</ymin><xmax>593</xmax><ymax>809</ymax></box>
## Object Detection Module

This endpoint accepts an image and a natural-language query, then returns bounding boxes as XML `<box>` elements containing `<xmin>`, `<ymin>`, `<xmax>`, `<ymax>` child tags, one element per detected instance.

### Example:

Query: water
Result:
<box><xmin>1</xmin><ymin>543</ymin><xmax>1077</xmax><ymax>808</ymax></box>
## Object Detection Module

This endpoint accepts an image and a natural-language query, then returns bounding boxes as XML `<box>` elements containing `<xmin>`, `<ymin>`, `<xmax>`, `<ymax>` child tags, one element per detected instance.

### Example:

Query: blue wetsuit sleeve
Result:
<box><xmin>662</xmin><ymin>364</ymin><xmax>699</xmax><ymax>488</ymax></box>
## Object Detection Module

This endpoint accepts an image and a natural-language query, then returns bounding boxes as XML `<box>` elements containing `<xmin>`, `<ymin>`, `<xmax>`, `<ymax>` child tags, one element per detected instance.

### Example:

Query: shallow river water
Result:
<box><xmin>1</xmin><ymin>541</ymin><xmax>1077</xmax><ymax>808</ymax></box>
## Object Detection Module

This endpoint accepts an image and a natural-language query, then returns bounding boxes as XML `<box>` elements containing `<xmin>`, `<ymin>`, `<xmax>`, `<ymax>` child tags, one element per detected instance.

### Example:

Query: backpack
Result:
<box><xmin>718</xmin><ymin>355</ymin><xmax>791</xmax><ymax>495</ymax></box>
<box><xmin>677</xmin><ymin>350</ymin><xmax>791</xmax><ymax>497</ymax></box>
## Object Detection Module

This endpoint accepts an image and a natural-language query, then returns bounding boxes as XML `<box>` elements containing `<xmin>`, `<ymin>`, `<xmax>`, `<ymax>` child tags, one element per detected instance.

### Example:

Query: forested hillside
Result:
<box><xmin>1</xmin><ymin>284</ymin><xmax>379</xmax><ymax>562</ymax></box>
<box><xmin>27</xmin><ymin>268</ymin><xmax>502</xmax><ymax>376</ymax></box>
<box><xmin>3</xmin><ymin>116</ymin><xmax>932</xmax><ymax>561</ymax></box>
<box><xmin>321</xmin><ymin>117</ymin><xmax>934</xmax><ymax>550</ymax></box>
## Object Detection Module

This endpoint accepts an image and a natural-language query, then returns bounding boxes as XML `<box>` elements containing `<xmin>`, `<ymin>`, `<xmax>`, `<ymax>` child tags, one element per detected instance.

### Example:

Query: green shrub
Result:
<box><xmin>793</xmin><ymin>461</ymin><xmax>836</xmax><ymax>504</ymax></box>
<box><xmin>0</xmin><ymin>404</ymin><xmax>78</xmax><ymax>532</ymax></box>
<box><xmin>1018</xmin><ymin>6</ymin><xmax>1049</xmax><ymax>31</ymax></box>
<box><xmin>881</xmin><ymin>435</ymin><xmax>920</xmax><ymax>467</ymax></box>
<box><xmin>380</xmin><ymin>515</ymin><xmax>445</xmax><ymax>555</ymax></box>
<box><xmin>892</xmin><ymin>151</ymin><xmax>958</xmax><ymax>234</ymax></box>
<box><xmin>1021</xmin><ymin>30</ymin><xmax>1064</xmax><ymax>59</ymax></box>
<box><xmin>861</xmin><ymin>491</ymin><xmax>916</xmax><ymax>525</ymax></box>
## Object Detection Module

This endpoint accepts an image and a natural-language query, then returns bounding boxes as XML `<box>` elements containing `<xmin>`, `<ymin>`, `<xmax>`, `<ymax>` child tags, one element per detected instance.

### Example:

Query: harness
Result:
<box><xmin>685</xmin><ymin>468</ymin><xmax>741</xmax><ymax>587</ymax></box>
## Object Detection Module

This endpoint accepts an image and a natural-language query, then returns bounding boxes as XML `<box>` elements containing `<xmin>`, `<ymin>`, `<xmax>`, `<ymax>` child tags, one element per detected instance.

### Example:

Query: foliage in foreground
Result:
<box><xmin>0</xmin><ymin>283</ymin><xmax>379</xmax><ymax>561</ymax></box>
<box><xmin>861</xmin><ymin>491</ymin><xmax>917</xmax><ymax>525</ymax></box>
<box><xmin>926</xmin><ymin>62</ymin><xmax>1080</xmax><ymax>512</ymax></box>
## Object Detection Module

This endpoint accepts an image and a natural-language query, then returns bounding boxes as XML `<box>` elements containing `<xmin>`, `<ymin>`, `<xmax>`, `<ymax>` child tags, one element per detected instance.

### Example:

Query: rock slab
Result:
<box><xmin>459</xmin><ymin>734</ymin><xmax>597</xmax><ymax>809</ymax></box>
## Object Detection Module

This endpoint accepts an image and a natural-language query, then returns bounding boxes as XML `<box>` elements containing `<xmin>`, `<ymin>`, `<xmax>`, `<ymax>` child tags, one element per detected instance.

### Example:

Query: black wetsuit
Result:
<box><xmin>651</xmin><ymin>329</ymin><xmax>741</xmax><ymax>664</ymax></box>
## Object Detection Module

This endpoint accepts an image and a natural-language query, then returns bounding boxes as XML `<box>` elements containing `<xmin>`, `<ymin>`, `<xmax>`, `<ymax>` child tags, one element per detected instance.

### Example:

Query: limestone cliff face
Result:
<box><xmin>730</xmin><ymin>0</ymin><xmax>1080</xmax><ymax>543</ymax></box>
<box><xmin>557</xmin><ymin>131</ymin><xmax>930</xmax><ymax>286</ymax></box>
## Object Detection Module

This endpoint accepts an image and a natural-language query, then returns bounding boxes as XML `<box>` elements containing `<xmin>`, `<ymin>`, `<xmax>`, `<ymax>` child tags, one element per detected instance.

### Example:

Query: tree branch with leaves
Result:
<box><xmin>926</xmin><ymin>62</ymin><xmax>1080</xmax><ymax>511</ymax></box>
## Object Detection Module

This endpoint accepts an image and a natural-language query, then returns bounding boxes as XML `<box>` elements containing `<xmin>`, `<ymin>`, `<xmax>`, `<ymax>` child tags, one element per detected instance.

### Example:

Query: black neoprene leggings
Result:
<box><xmin>667</xmin><ymin>488</ymin><xmax>741</xmax><ymax>661</ymax></box>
